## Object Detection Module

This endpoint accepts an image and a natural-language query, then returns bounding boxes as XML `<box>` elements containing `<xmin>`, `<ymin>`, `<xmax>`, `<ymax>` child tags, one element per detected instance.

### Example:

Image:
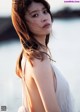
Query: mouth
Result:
<box><xmin>42</xmin><ymin>23</ymin><xmax>51</xmax><ymax>28</ymax></box>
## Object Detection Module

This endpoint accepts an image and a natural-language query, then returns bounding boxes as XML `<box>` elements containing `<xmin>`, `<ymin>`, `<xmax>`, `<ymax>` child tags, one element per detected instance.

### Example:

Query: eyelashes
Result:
<box><xmin>32</xmin><ymin>14</ymin><xmax>39</xmax><ymax>18</ymax></box>
<box><xmin>43</xmin><ymin>9</ymin><xmax>48</xmax><ymax>14</ymax></box>
<box><xmin>31</xmin><ymin>9</ymin><xmax>48</xmax><ymax>18</ymax></box>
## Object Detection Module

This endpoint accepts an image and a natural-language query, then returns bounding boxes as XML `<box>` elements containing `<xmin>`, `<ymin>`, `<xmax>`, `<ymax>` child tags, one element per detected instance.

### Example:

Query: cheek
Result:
<box><xmin>26</xmin><ymin>19</ymin><xmax>41</xmax><ymax>32</ymax></box>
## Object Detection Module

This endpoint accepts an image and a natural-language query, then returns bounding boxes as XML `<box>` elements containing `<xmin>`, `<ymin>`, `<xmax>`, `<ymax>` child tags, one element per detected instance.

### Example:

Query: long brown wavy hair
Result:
<box><xmin>11</xmin><ymin>0</ymin><xmax>53</xmax><ymax>78</ymax></box>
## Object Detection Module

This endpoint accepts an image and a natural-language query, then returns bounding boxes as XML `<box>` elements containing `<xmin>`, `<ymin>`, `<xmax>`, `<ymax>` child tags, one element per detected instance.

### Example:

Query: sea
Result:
<box><xmin>0</xmin><ymin>19</ymin><xmax>80</xmax><ymax>112</ymax></box>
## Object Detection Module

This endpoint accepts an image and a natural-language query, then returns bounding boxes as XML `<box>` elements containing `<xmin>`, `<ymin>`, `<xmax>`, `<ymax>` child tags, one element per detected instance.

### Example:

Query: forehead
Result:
<box><xmin>27</xmin><ymin>2</ymin><xmax>45</xmax><ymax>12</ymax></box>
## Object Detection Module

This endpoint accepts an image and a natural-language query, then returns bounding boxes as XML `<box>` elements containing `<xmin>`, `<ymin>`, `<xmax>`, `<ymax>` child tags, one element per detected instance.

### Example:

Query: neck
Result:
<box><xmin>34</xmin><ymin>35</ymin><xmax>46</xmax><ymax>46</ymax></box>
<box><xmin>34</xmin><ymin>35</ymin><xmax>48</xmax><ymax>52</ymax></box>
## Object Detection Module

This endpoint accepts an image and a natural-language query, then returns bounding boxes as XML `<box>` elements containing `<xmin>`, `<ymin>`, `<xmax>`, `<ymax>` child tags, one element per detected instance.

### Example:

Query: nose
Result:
<box><xmin>41</xmin><ymin>14</ymin><xmax>48</xmax><ymax>23</ymax></box>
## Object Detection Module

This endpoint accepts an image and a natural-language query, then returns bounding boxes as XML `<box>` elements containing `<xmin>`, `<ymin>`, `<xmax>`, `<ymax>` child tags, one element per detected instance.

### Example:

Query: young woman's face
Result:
<box><xmin>25</xmin><ymin>2</ymin><xmax>52</xmax><ymax>37</ymax></box>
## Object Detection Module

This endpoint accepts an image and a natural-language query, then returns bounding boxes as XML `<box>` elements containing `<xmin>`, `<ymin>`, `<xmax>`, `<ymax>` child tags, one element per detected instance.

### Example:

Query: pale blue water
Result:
<box><xmin>0</xmin><ymin>19</ymin><xmax>80</xmax><ymax>112</ymax></box>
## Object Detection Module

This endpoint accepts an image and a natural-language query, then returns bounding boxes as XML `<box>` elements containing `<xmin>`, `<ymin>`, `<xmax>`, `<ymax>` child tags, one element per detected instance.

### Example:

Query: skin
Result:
<box><xmin>22</xmin><ymin>2</ymin><xmax>61</xmax><ymax>112</ymax></box>
<box><xmin>25</xmin><ymin>2</ymin><xmax>52</xmax><ymax>46</ymax></box>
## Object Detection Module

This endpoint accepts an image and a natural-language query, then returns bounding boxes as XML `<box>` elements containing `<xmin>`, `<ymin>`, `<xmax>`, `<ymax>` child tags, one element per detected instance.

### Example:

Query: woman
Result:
<box><xmin>11</xmin><ymin>0</ymin><xmax>74</xmax><ymax>112</ymax></box>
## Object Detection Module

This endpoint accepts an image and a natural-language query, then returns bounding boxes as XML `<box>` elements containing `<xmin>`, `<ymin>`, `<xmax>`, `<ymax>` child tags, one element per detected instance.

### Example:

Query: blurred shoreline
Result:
<box><xmin>52</xmin><ymin>7</ymin><xmax>80</xmax><ymax>19</ymax></box>
<box><xmin>0</xmin><ymin>7</ymin><xmax>80</xmax><ymax>42</ymax></box>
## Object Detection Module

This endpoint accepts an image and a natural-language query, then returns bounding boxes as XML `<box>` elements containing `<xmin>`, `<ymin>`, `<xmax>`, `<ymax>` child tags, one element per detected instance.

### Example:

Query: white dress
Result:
<box><xmin>18</xmin><ymin>57</ymin><xmax>74</xmax><ymax>112</ymax></box>
<box><xmin>51</xmin><ymin>64</ymin><xmax>74</xmax><ymax>112</ymax></box>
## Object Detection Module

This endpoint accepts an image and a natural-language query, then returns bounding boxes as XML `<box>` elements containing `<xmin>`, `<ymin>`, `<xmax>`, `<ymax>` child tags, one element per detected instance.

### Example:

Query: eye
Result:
<box><xmin>43</xmin><ymin>9</ymin><xmax>48</xmax><ymax>14</ymax></box>
<box><xmin>32</xmin><ymin>13</ymin><xmax>39</xmax><ymax>18</ymax></box>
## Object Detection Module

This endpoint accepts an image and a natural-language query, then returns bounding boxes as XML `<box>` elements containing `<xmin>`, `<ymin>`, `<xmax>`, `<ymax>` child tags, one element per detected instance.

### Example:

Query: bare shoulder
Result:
<box><xmin>31</xmin><ymin>58</ymin><xmax>51</xmax><ymax>74</ymax></box>
<box><xmin>29</xmin><ymin>58</ymin><xmax>60</xmax><ymax>112</ymax></box>
<box><xmin>33</xmin><ymin>57</ymin><xmax>49</xmax><ymax>67</ymax></box>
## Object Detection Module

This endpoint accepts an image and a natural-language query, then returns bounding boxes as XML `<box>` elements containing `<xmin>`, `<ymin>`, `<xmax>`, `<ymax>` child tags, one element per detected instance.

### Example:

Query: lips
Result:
<box><xmin>42</xmin><ymin>23</ymin><xmax>51</xmax><ymax>28</ymax></box>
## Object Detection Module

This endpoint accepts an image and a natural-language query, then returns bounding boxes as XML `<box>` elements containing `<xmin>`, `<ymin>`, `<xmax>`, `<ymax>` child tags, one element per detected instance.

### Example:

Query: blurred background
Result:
<box><xmin>0</xmin><ymin>0</ymin><xmax>80</xmax><ymax>112</ymax></box>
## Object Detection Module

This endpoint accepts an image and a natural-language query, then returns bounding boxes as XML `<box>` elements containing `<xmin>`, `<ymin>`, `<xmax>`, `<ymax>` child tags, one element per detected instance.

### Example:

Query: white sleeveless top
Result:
<box><xmin>18</xmin><ymin>57</ymin><xmax>74</xmax><ymax>112</ymax></box>
<box><xmin>51</xmin><ymin>64</ymin><xmax>74</xmax><ymax>112</ymax></box>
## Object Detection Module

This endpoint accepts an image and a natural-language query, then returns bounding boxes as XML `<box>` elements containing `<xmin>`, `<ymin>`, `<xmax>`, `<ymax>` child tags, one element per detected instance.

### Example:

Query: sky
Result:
<box><xmin>0</xmin><ymin>0</ymin><xmax>80</xmax><ymax>17</ymax></box>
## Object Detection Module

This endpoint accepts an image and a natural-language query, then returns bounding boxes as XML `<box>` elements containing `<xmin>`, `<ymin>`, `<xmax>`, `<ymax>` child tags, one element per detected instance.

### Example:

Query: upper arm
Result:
<box><xmin>31</xmin><ymin>59</ymin><xmax>60</xmax><ymax>112</ymax></box>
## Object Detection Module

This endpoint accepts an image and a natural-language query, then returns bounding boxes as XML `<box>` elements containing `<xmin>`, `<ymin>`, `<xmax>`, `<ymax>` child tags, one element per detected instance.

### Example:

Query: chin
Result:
<box><xmin>46</xmin><ymin>26</ymin><xmax>52</xmax><ymax>32</ymax></box>
<box><xmin>41</xmin><ymin>31</ymin><xmax>51</xmax><ymax>35</ymax></box>
<box><xmin>45</xmin><ymin>29</ymin><xmax>51</xmax><ymax>34</ymax></box>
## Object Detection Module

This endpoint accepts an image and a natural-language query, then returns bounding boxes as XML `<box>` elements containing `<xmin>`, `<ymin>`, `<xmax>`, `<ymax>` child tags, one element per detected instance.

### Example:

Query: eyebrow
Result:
<box><xmin>28</xmin><ymin>7</ymin><xmax>46</xmax><ymax>15</ymax></box>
